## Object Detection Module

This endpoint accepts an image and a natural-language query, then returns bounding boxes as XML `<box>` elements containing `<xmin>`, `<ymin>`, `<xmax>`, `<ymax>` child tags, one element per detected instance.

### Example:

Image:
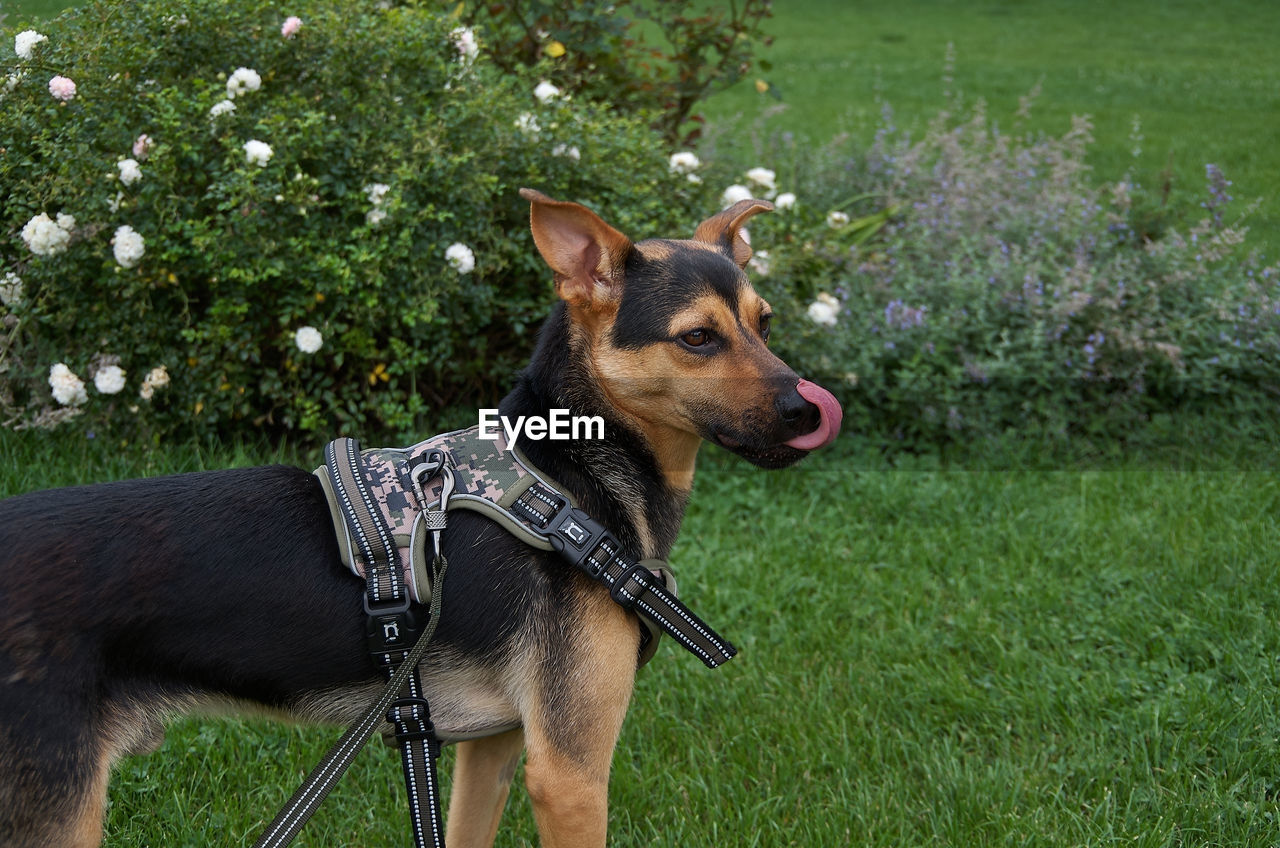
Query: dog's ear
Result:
<box><xmin>521</xmin><ymin>188</ymin><xmax>633</xmax><ymax>309</ymax></box>
<box><xmin>693</xmin><ymin>198</ymin><xmax>774</xmax><ymax>269</ymax></box>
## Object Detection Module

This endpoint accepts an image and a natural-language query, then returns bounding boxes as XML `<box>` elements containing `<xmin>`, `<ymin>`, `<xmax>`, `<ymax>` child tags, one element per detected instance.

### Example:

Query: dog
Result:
<box><xmin>0</xmin><ymin>189</ymin><xmax>842</xmax><ymax>847</ymax></box>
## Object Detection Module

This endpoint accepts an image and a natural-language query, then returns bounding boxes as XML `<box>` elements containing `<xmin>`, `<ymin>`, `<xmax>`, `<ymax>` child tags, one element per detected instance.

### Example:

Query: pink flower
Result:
<box><xmin>132</xmin><ymin>134</ymin><xmax>154</xmax><ymax>159</ymax></box>
<box><xmin>281</xmin><ymin>16</ymin><xmax>302</xmax><ymax>39</ymax></box>
<box><xmin>48</xmin><ymin>75</ymin><xmax>76</xmax><ymax>101</ymax></box>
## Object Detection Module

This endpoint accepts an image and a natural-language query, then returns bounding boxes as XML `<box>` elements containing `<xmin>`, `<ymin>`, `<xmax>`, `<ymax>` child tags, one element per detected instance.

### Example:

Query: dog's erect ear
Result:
<box><xmin>521</xmin><ymin>188</ymin><xmax>633</xmax><ymax>309</ymax></box>
<box><xmin>692</xmin><ymin>198</ymin><xmax>774</xmax><ymax>269</ymax></box>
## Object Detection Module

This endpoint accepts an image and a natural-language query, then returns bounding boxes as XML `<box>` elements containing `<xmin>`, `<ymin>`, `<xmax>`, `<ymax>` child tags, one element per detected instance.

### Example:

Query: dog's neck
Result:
<box><xmin>499</xmin><ymin>305</ymin><xmax>691</xmax><ymax>561</ymax></box>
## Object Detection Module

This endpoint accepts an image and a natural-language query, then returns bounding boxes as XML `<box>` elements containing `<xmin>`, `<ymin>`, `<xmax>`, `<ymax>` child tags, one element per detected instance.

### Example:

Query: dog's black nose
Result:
<box><xmin>775</xmin><ymin>386</ymin><xmax>817</xmax><ymax>428</ymax></box>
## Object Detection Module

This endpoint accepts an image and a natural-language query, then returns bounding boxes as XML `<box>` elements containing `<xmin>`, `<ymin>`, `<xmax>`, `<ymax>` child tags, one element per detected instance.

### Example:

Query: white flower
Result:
<box><xmin>94</xmin><ymin>364</ymin><xmax>127</xmax><ymax>395</ymax></box>
<box><xmin>49</xmin><ymin>363</ymin><xmax>87</xmax><ymax>406</ymax></box>
<box><xmin>551</xmin><ymin>143</ymin><xmax>581</xmax><ymax>161</ymax></box>
<box><xmin>3</xmin><ymin>72</ymin><xmax>23</xmax><ymax>97</ymax></box>
<box><xmin>14</xmin><ymin>30</ymin><xmax>48</xmax><ymax>60</ymax></box>
<box><xmin>451</xmin><ymin>27</ymin><xmax>479</xmax><ymax>63</ymax></box>
<box><xmin>364</xmin><ymin>183</ymin><xmax>391</xmax><ymax>205</ymax></box>
<box><xmin>295</xmin><ymin>325</ymin><xmax>323</xmax><ymax>353</ymax></box>
<box><xmin>533</xmin><ymin>80</ymin><xmax>561</xmax><ymax>102</ymax></box>
<box><xmin>145</xmin><ymin>365</ymin><xmax>171</xmax><ymax>388</ymax></box>
<box><xmin>0</xmin><ymin>272</ymin><xmax>22</xmax><ymax>307</ymax></box>
<box><xmin>209</xmin><ymin>99</ymin><xmax>236</xmax><ymax>118</ymax></box>
<box><xmin>827</xmin><ymin>210</ymin><xmax>850</xmax><ymax>229</ymax></box>
<box><xmin>445</xmin><ymin>243</ymin><xmax>475</xmax><ymax>274</ymax></box>
<box><xmin>140</xmin><ymin>365</ymin><xmax>170</xmax><ymax>399</ymax></box>
<box><xmin>366</xmin><ymin>208</ymin><xmax>388</xmax><ymax>227</ymax></box>
<box><xmin>112</xmin><ymin>225</ymin><xmax>145</xmax><ymax>268</ymax></box>
<box><xmin>721</xmin><ymin>184</ymin><xmax>753</xmax><ymax>208</ymax></box>
<box><xmin>281</xmin><ymin>16</ymin><xmax>302</xmax><ymax>39</ymax></box>
<box><xmin>48</xmin><ymin>75</ymin><xmax>76</xmax><ymax>101</ymax></box>
<box><xmin>226</xmin><ymin>67</ymin><xmax>262</xmax><ymax>99</ymax></box>
<box><xmin>668</xmin><ymin>151</ymin><xmax>700</xmax><ymax>174</ymax></box>
<box><xmin>775</xmin><ymin>192</ymin><xmax>797</xmax><ymax>210</ymax></box>
<box><xmin>132</xmin><ymin>134</ymin><xmax>154</xmax><ymax>159</ymax></box>
<box><xmin>21</xmin><ymin>212</ymin><xmax>74</xmax><ymax>256</ymax></box>
<box><xmin>117</xmin><ymin>158</ymin><xmax>143</xmax><ymax>186</ymax></box>
<box><xmin>745</xmin><ymin>167</ymin><xmax>776</xmax><ymax>192</ymax></box>
<box><xmin>515</xmin><ymin>112</ymin><xmax>540</xmax><ymax>136</ymax></box>
<box><xmin>808</xmin><ymin>296</ymin><xmax>839</xmax><ymax>327</ymax></box>
<box><xmin>243</xmin><ymin>139</ymin><xmax>273</xmax><ymax>167</ymax></box>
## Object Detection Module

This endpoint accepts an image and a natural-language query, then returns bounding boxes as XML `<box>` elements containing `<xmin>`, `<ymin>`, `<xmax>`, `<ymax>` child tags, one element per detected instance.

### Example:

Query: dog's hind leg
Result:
<box><xmin>445</xmin><ymin>728</ymin><xmax>524</xmax><ymax>848</ymax></box>
<box><xmin>0</xmin><ymin>721</ymin><xmax>113</xmax><ymax>848</ymax></box>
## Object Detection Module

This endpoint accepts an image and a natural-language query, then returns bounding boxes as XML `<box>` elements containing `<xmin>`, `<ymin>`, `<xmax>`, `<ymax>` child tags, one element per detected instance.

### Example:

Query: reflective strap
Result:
<box><xmin>324</xmin><ymin>437</ymin><xmax>406</xmax><ymax>607</ymax></box>
<box><xmin>388</xmin><ymin>673</ymin><xmax>445</xmax><ymax>848</ymax></box>
<box><xmin>250</xmin><ymin>558</ymin><xmax>446</xmax><ymax>848</ymax></box>
<box><xmin>521</xmin><ymin>481</ymin><xmax>737</xmax><ymax>669</ymax></box>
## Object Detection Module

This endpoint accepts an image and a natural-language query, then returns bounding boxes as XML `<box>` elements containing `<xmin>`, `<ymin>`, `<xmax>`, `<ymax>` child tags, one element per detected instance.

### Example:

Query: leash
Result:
<box><xmin>254</xmin><ymin>439</ymin><xmax>451</xmax><ymax>848</ymax></box>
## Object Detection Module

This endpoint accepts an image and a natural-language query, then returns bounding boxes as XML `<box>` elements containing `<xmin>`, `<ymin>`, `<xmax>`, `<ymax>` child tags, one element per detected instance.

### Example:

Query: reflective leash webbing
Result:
<box><xmin>253</xmin><ymin>439</ymin><xmax>448</xmax><ymax>848</ymax></box>
<box><xmin>250</xmin><ymin>581</ymin><xmax>445</xmax><ymax>848</ymax></box>
<box><xmin>256</xmin><ymin>431</ymin><xmax>737</xmax><ymax>848</ymax></box>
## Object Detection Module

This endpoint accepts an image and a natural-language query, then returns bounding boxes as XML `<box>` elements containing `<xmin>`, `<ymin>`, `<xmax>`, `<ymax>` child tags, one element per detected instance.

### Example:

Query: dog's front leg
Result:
<box><xmin>446</xmin><ymin>728</ymin><xmax>525</xmax><ymax>848</ymax></box>
<box><xmin>520</xmin><ymin>598</ymin><xmax>640</xmax><ymax>848</ymax></box>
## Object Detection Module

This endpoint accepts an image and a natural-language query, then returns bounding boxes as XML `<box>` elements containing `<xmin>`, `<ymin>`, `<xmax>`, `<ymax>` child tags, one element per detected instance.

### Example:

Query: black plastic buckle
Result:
<box><xmin>545</xmin><ymin>507</ymin><xmax>618</xmax><ymax>578</ymax></box>
<box><xmin>387</xmin><ymin>696</ymin><xmax>436</xmax><ymax>744</ymax></box>
<box><xmin>366</xmin><ymin>600</ymin><xmax>418</xmax><ymax>664</ymax></box>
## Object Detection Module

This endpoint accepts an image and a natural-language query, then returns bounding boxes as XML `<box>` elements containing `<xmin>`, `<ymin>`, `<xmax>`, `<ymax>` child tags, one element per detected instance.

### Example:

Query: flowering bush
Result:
<box><xmin>453</xmin><ymin>0</ymin><xmax>773</xmax><ymax>144</ymax></box>
<box><xmin>704</xmin><ymin>103</ymin><xmax>1280</xmax><ymax>450</ymax></box>
<box><xmin>1</xmin><ymin>0</ymin><xmax>709</xmax><ymax>439</ymax></box>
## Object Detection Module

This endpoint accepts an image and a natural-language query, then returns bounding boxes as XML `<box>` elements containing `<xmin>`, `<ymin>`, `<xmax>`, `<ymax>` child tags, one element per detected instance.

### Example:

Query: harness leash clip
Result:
<box><xmin>408</xmin><ymin>450</ymin><xmax>446</xmax><ymax>508</ymax></box>
<box><xmin>429</xmin><ymin>463</ymin><xmax>455</xmax><ymax>555</ymax></box>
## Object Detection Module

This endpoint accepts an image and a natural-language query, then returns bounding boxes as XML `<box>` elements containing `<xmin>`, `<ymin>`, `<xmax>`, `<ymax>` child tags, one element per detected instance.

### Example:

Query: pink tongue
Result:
<box><xmin>785</xmin><ymin>379</ymin><xmax>843</xmax><ymax>451</ymax></box>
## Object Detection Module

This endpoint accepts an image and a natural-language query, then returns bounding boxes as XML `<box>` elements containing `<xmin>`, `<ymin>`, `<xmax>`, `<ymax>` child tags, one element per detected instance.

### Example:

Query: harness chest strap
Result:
<box><xmin>315</xmin><ymin>426</ymin><xmax>737</xmax><ymax>669</ymax></box>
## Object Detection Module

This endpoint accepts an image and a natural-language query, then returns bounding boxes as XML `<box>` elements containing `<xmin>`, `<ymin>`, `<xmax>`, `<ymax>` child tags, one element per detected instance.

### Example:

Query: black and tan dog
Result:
<box><xmin>0</xmin><ymin>189</ymin><xmax>842</xmax><ymax>847</ymax></box>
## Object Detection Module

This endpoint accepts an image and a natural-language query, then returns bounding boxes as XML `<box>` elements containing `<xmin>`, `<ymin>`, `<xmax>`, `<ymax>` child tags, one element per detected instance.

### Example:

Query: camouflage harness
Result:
<box><xmin>313</xmin><ymin>425</ymin><xmax>737</xmax><ymax>671</ymax></box>
<box><xmin>256</xmin><ymin>426</ymin><xmax>736</xmax><ymax>848</ymax></box>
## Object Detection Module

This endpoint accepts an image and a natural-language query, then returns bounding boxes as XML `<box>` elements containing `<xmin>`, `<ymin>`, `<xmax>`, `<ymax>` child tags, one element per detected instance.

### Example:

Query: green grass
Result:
<box><xmin>701</xmin><ymin>0</ymin><xmax>1280</xmax><ymax>253</ymax></box>
<box><xmin>5</xmin><ymin>431</ymin><xmax>1280</xmax><ymax>845</ymax></box>
<box><xmin>0</xmin><ymin>0</ymin><xmax>73</xmax><ymax>23</ymax></box>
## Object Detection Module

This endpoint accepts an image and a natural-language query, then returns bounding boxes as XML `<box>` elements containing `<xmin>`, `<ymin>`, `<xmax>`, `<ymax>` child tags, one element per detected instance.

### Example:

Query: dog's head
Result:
<box><xmin>521</xmin><ymin>188</ymin><xmax>842</xmax><ymax>487</ymax></box>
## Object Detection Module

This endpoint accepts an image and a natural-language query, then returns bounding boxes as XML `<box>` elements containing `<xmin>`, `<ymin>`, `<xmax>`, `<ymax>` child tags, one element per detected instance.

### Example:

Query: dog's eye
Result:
<box><xmin>680</xmin><ymin>329</ymin><xmax>711</xmax><ymax>348</ymax></box>
<box><xmin>760</xmin><ymin>315</ymin><xmax>772</xmax><ymax>343</ymax></box>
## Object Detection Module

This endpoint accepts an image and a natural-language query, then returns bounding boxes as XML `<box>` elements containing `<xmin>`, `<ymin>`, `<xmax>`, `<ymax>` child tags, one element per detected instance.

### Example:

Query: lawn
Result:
<box><xmin>5</xmin><ymin>432</ymin><xmax>1280</xmax><ymax>846</ymax></box>
<box><xmin>700</xmin><ymin>0</ymin><xmax>1280</xmax><ymax>253</ymax></box>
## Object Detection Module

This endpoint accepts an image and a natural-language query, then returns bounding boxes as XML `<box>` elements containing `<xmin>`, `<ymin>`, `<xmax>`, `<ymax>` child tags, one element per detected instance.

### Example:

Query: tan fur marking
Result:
<box><xmin>590</xmin><ymin>290</ymin><xmax>785</xmax><ymax>490</ymax></box>
<box><xmin>521</xmin><ymin>592</ymin><xmax>637</xmax><ymax>848</ymax></box>
<box><xmin>67</xmin><ymin>750</ymin><xmax>112</xmax><ymax>848</ymax></box>
<box><xmin>447</xmin><ymin>730</ymin><xmax>525</xmax><ymax>848</ymax></box>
